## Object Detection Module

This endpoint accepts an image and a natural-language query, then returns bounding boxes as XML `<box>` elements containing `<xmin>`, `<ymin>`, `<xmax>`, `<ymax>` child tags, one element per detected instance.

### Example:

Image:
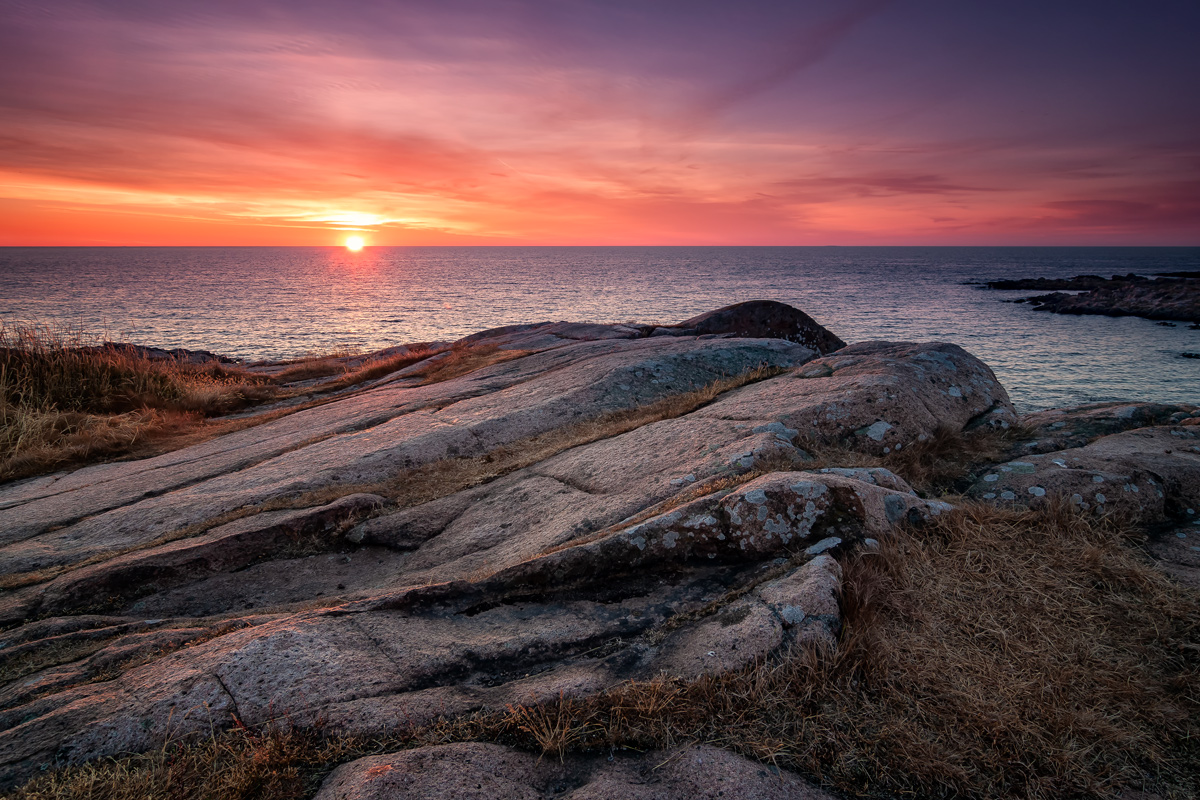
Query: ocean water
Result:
<box><xmin>2</xmin><ymin>246</ymin><xmax>1198</xmax><ymax>412</ymax></box>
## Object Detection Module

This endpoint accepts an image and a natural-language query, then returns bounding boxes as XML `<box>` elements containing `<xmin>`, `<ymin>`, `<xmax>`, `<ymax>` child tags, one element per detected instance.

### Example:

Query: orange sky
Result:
<box><xmin>2</xmin><ymin>1</ymin><xmax>1198</xmax><ymax>246</ymax></box>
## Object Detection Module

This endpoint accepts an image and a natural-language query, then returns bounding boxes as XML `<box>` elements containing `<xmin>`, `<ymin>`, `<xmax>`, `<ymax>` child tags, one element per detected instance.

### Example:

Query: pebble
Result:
<box><xmin>805</xmin><ymin>537</ymin><xmax>842</xmax><ymax>556</ymax></box>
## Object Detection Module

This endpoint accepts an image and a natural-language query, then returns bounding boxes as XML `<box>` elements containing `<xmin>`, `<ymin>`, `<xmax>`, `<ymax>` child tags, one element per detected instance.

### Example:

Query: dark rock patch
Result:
<box><xmin>663</xmin><ymin>300</ymin><xmax>846</xmax><ymax>354</ymax></box>
<box><xmin>1020</xmin><ymin>402</ymin><xmax>1199</xmax><ymax>453</ymax></box>
<box><xmin>999</xmin><ymin>274</ymin><xmax>1200</xmax><ymax>322</ymax></box>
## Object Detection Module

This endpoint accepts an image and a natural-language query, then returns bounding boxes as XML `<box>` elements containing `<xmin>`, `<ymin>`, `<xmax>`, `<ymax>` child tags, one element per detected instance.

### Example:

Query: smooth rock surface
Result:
<box><xmin>0</xmin><ymin>335</ymin><xmax>814</xmax><ymax>578</ymax></box>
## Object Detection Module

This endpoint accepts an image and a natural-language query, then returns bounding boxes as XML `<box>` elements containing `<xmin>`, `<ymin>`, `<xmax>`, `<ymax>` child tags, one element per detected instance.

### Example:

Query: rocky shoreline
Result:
<box><xmin>1</xmin><ymin>301</ymin><xmax>1198</xmax><ymax>799</ymax></box>
<box><xmin>984</xmin><ymin>272</ymin><xmax>1200</xmax><ymax>323</ymax></box>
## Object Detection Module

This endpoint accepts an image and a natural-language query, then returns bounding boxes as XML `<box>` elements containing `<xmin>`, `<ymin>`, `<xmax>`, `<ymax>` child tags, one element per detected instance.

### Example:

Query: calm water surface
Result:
<box><xmin>2</xmin><ymin>246</ymin><xmax>1198</xmax><ymax>412</ymax></box>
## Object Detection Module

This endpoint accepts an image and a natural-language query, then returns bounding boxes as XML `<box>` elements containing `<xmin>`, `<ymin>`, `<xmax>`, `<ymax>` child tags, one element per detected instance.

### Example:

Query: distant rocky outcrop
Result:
<box><xmin>985</xmin><ymin>272</ymin><xmax>1200</xmax><ymax>322</ymax></box>
<box><xmin>984</xmin><ymin>274</ymin><xmax>1117</xmax><ymax>291</ymax></box>
<box><xmin>0</xmin><ymin>300</ymin><xmax>1196</xmax><ymax>796</ymax></box>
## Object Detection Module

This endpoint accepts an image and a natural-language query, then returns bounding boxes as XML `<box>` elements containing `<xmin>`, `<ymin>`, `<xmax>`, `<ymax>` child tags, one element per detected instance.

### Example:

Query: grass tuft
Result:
<box><xmin>403</xmin><ymin>342</ymin><xmax>529</xmax><ymax>385</ymax></box>
<box><xmin>1</xmin><ymin>725</ymin><xmax>375</xmax><ymax>800</ymax></box>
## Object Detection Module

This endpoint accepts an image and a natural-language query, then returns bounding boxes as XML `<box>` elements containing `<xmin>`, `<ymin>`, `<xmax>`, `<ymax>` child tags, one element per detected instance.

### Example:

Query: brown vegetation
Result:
<box><xmin>270</xmin><ymin>347</ymin><xmax>435</xmax><ymax>390</ymax></box>
<box><xmin>7</xmin><ymin>501</ymin><xmax>1197</xmax><ymax>800</ymax></box>
<box><xmin>0</xmin><ymin>323</ymin><xmax>274</xmax><ymax>481</ymax></box>
<box><xmin>1</xmin><ymin>726</ymin><xmax>368</xmax><ymax>800</ymax></box>
<box><xmin>879</xmin><ymin>423</ymin><xmax>1030</xmax><ymax>494</ymax></box>
<box><xmin>0</xmin><ymin>325</ymin><xmax>437</xmax><ymax>483</ymax></box>
<box><xmin>442</xmin><ymin>501</ymin><xmax>1200</xmax><ymax>800</ymax></box>
<box><xmin>403</xmin><ymin>342</ymin><xmax>529</xmax><ymax>385</ymax></box>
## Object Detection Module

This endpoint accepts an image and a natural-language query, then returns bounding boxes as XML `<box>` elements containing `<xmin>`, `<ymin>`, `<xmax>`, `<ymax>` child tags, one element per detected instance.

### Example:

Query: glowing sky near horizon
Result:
<box><xmin>1</xmin><ymin>0</ymin><xmax>1198</xmax><ymax>246</ymax></box>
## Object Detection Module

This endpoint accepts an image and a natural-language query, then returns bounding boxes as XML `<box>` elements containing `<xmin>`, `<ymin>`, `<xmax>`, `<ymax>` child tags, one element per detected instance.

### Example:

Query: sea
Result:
<box><xmin>2</xmin><ymin>246</ymin><xmax>1198</xmax><ymax>413</ymax></box>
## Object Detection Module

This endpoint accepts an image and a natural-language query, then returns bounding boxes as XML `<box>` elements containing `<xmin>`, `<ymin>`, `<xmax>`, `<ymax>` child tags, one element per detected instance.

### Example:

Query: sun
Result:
<box><xmin>345</xmin><ymin>236</ymin><xmax>365</xmax><ymax>251</ymax></box>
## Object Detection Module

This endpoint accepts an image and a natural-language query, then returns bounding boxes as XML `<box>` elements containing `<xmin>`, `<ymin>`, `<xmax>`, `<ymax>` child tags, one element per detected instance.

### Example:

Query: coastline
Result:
<box><xmin>5</xmin><ymin>245</ymin><xmax>1200</xmax><ymax>412</ymax></box>
<box><xmin>2</xmin><ymin>301</ymin><xmax>1198</xmax><ymax>799</ymax></box>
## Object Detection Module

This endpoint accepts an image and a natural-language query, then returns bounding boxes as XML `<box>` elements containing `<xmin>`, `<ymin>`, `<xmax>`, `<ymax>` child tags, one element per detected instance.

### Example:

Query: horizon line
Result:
<box><xmin>3</xmin><ymin>243</ymin><xmax>1199</xmax><ymax>249</ymax></box>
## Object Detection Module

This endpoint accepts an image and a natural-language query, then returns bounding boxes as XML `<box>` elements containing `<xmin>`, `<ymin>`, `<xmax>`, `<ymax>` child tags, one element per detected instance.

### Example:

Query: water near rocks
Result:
<box><xmin>2</xmin><ymin>246</ymin><xmax>1199</xmax><ymax>411</ymax></box>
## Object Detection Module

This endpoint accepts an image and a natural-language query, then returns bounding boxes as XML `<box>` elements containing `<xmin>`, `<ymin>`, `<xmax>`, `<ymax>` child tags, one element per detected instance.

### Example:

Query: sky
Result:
<box><xmin>1</xmin><ymin>0</ymin><xmax>1198</xmax><ymax>246</ymax></box>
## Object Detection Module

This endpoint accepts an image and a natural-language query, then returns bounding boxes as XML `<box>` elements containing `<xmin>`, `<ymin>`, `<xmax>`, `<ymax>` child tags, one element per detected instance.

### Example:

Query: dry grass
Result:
<box><xmin>439</xmin><ymin>501</ymin><xmax>1199</xmax><ymax>800</ymax></box>
<box><xmin>0</xmin><ymin>323</ymin><xmax>276</xmax><ymax>482</ymax></box>
<box><xmin>0</xmin><ymin>409</ymin><xmax>205</xmax><ymax>485</ymax></box>
<box><xmin>880</xmin><ymin>423</ymin><xmax>1030</xmax><ymax>494</ymax></box>
<box><xmin>269</xmin><ymin>358</ymin><xmax>347</xmax><ymax>383</ymax></box>
<box><xmin>269</xmin><ymin>347</ymin><xmax>436</xmax><ymax>389</ymax></box>
<box><xmin>782</xmin><ymin>423</ymin><xmax>1031</xmax><ymax>498</ymax></box>
<box><xmin>404</xmin><ymin>342</ymin><xmax>529</xmax><ymax>385</ymax></box>
<box><xmin>1</xmin><ymin>726</ymin><xmax>378</xmax><ymax>800</ymax></box>
<box><xmin>313</xmin><ymin>347</ymin><xmax>436</xmax><ymax>392</ymax></box>
<box><xmin>0</xmin><ymin>325</ymin><xmax>438</xmax><ymax>484</ymax></box>
<box><xmin>8</xmin><ymin>502</ymin><xmax>1198</xmax><ymax>799</ymax></box>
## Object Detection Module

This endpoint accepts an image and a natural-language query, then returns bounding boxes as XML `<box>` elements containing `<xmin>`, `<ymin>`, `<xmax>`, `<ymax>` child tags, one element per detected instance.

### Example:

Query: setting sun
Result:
<box><xmin>345</xmin><ymin>236</ymin><xmax>364</xmax><ymax>251</ymax></box>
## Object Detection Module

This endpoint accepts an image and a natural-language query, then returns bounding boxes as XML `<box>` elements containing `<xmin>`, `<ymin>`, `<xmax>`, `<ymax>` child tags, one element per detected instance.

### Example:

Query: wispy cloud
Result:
<box><xmin>0</xmin><ymin>0</ymin><xmax>1197</xmax><ymax>244</ymax></box>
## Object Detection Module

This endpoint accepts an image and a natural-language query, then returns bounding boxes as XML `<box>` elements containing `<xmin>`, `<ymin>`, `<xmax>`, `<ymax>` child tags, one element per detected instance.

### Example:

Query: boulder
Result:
<box><xmin>967</xmin><ymin>426</ymin><xmax>1200</xmax><ymax>527</ymax></box>
<box><xmin>1020</xmin><ymin>402</ymin><xmax>1199</xmax><ymax>453</ymax></box>
<box><xmin>314</xmin><ymin>742</ymin><xmax>837</xmax><ymax>800</ymax></box>
<box><xmin>693</xmin><ymin>341</ymin><xmax>1017</xmax><ymax>454</ymax></box>
<box><xmin>668</xmin><ymin>300</ymin><xmax>846</xmax><ymax>354</ymax></box>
